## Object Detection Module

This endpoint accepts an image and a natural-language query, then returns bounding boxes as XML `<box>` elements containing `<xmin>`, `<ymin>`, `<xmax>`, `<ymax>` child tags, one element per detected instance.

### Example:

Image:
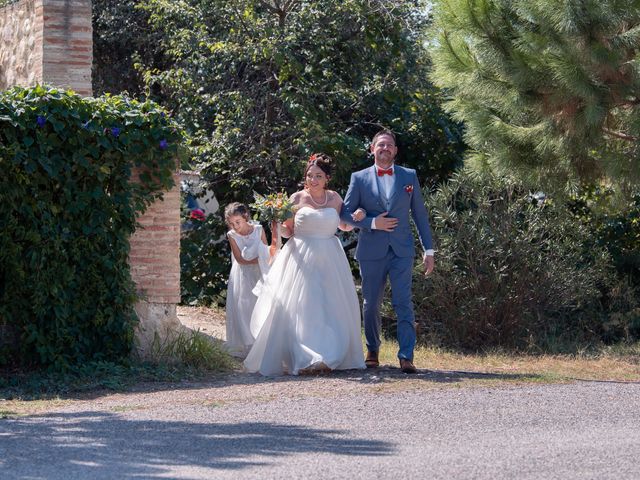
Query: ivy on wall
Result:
<box><xmin>0</xmin><ymin>85</ymin><xmax>184</xmax><ymax>369</ymax></box>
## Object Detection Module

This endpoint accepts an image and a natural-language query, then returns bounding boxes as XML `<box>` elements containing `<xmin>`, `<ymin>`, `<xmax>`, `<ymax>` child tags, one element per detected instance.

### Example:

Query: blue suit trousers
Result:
<box><xmin>359</xmin><ymin>247</ymin><xmax>415</xmax><ymax>360</ymax></box>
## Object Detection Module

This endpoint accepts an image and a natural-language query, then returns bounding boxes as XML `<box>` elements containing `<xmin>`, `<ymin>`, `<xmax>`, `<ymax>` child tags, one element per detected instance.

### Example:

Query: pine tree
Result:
<box><xmin>429</xmin><ymin>0</ymin><xmax>640</xmax><ymax>189</ymax></box>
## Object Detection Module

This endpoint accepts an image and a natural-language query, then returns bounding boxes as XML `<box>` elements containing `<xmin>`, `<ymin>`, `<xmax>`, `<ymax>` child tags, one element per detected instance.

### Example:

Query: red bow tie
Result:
<box><xmin>377</xmin><ymin>167</ymin><xmax>393</xmax><ymax>177</ymax></box>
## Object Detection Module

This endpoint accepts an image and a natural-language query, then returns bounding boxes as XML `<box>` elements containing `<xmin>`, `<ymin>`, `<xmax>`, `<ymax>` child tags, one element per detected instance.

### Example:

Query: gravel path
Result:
<box><xmin>2</xmin><ymin>376</ymin><xmax>639</xmax><ymax>479</ymax></box>
<box><xmin>2</xmin><ymin>308</ymin><xmax>639</xmax><ymax>479</ymax></box>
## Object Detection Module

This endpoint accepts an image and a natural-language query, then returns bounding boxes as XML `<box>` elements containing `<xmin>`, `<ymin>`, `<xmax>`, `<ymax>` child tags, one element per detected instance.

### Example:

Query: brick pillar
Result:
<box><xmin>129</xmin><ymin>171</ymin><xmax>183</xmax><ymax>356</ymax></box>
<box><xmin>0</xmin><ymin>0</ymin><xmax>92</xmax><ymax>95</ymax></box>
<box><xmin>41</xmin><ymin>0</ymin><xmax>92</xmax><ymax>96</ymax></box>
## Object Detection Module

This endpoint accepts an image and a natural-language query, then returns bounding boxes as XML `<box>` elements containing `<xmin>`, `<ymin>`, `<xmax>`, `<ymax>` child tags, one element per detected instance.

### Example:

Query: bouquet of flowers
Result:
<box><xmin>251</xmin><ymin>191</ymin><xmax>294</xmax><ymax>256</ymax></box>
<box><xmin>250</xmin><ymin>191</ymin><xmax>294</xmax><ymax>223</ymax></box>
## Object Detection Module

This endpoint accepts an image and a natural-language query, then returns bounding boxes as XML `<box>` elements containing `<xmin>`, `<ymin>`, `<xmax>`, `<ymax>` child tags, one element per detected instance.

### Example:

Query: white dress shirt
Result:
<box><xmin>377</xmin><ymin>164</ymin><xmax>395</xmax><ymax>200</ymax></box>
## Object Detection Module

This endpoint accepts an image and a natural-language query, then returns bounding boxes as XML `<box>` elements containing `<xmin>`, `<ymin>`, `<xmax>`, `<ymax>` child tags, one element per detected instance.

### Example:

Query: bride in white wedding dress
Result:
<box><xmin>244</xmin><ymin>154</ymin><xmax>366</xmax><ymax>376</ymax></box>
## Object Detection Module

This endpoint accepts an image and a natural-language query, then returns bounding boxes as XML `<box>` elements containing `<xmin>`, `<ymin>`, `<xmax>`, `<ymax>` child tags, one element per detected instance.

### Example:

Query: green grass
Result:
<box><xmin>0</xmin><ymin>410</ymin><xmax>19</xmax><ymax>419</ymax></box>
<box><xmin>0</xmin><ymin>330</ymin><xmax>237</xmax><ymax>401</ymax></box>
<box><xmin>373</xmin><ymin>336</ymin><xmax>640</xmax><ymax>383</ymax></box>
<box><xmin>148</xmin><ymin>328</ymin><xmax>236</xmax><ymax>371</ymax></box>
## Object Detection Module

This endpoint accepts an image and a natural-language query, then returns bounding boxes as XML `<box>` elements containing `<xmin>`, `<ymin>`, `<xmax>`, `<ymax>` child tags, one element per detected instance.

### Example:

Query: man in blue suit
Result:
<box><xmin>342</xmin><ymin>130</ymin><xmax>434</xmax><ymax>373</ymax></box>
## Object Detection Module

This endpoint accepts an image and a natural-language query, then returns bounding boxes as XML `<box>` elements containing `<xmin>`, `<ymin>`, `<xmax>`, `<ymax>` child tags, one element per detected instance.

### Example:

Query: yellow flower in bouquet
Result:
<box><xmin>251</xmin><ymin>191</ymin><xmax>294</xmax><ymax>223</ymax></box>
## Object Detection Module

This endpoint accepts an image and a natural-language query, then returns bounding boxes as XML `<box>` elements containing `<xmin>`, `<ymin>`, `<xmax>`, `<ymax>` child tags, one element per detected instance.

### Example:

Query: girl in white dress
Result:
<box><xmin>244</xmin><ymin>154</ymin><xmax>367</xmax><ymax>375</ymax></box>
<box><xmin>224</xmin><ymin>202</ymin><xmax>269</xmax><ymax>357</ymax></box>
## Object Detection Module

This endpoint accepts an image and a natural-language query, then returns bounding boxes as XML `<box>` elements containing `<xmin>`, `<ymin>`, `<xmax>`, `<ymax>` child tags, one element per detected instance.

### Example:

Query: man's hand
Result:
<box><xmin>375</xmin><ymin>212</ymin><xmax>398</xmax><ymax>232</ymax></box>
<box><xmin>423</xmin><ymin>254</ymin><xmax>434</xmax><ymax>276</ymax></box>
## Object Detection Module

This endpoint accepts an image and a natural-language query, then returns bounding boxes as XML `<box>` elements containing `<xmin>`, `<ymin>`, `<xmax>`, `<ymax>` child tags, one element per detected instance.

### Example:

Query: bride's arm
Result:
<box><xmin>280</xmin><ymin>191</ymin><xmax>300</xmax><ymax>238</ymax></box>
<box><xmin>338</xmin><ymin>219</ymin><xmax>354</xmax><ymax>232</ymax></box>
<box><xmin>336</xmin><ymin>194</ymin><xmax>355</xmax><ymax>232</ymax></box>
<box><xmin>280</xmin><ymin>217</ymin><xmax>295</xmax><ymax>238</ymax></box>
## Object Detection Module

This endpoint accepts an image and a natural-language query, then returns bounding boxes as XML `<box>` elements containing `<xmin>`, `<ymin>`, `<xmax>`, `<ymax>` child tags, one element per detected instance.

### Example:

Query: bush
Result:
<box><xmin>0</xmin><ymin>85</ymin><xmax>183</xmax><ymax>369</ymax></box>
<box><xmin>568</xmin><ymin>187</ymin><xmax>640</xmax><ymax>288</ymax></box>
<box><xmin>180</xmin><ymin>211</ymin><xmax>231</xmax><ymax>306</ymax></box>
<box><xmin>413</xmin><ymin>170</ymin><xmax>639</xmax><ymax>352</ymax></box>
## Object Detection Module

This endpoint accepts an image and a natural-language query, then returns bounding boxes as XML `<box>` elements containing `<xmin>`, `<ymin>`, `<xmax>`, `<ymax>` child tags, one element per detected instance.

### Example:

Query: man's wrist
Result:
<box><xmin>371</xmin><ymin>218</ymin><xmax>378</xmax><ymax>229</ymax></box>
<box><xmin>424</xmin><ymin>249</ymin><xmax>435</xmax><ymax>257</ymax></box>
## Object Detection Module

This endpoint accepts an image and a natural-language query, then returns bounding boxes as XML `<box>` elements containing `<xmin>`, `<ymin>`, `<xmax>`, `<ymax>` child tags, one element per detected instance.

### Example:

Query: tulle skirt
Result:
<box><xmin>244</xmin><ymin>235</ymin><xmax>365</xmax><ymax>375</ymax></box>
<box><xmin>225</xmin><ymin>262</ymin><xmax>261</xmax><ymax>355</ymax></box>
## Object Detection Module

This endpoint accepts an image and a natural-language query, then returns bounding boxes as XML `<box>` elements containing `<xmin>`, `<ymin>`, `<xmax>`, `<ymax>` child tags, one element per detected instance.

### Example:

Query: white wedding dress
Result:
<box><xmin>244</xmin><ymin>206</ymin><xmax>366</xmax><ymax>375</ymax></box>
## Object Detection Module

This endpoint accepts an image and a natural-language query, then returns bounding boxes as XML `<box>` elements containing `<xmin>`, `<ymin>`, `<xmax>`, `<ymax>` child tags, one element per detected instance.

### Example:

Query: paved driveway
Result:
<box><xmin>2</xmin><ymin>372</ymin><xmax>639</xmax><ymax>479</ymax></box>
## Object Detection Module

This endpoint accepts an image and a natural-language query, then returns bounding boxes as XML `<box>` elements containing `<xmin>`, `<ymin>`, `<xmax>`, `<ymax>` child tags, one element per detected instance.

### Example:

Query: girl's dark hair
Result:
<box><xmin>224</xmin><ymin>202</ymin><xmax>250</xmax><ymax>224</ymax></box>
<box><xmin>304</xmin><ymin>153</ymin><xmax>333</xmax><ymax>178</ymax></box>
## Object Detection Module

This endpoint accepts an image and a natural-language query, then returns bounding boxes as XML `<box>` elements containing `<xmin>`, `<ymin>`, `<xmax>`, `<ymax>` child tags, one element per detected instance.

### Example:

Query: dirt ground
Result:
<box><xmin>176</xmin><ymin>305</ymin><xmax>228</xmax><ymax>340</ymax></box>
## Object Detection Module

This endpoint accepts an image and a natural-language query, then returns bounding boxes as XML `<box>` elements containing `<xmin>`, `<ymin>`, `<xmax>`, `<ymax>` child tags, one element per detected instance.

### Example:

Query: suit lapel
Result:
<box><xmin>368</xmin><ymin>166</ymin><xmax>384</xmax><ymax>207</ymax></box>
<box><xmin>388</xmin><ymin>165</ymin><xmax>403</xmax><ymax>207</ymax></box>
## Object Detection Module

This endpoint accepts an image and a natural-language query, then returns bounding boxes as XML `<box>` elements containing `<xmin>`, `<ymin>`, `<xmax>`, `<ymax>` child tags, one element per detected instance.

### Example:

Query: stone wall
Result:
<box><xmin>0</xmin><ymin>0</ymin><xmax>42</xmax><ymax>89</ymax></box>
<box><xmin>0</xmin><ymin>0</ymin><xmax>92</xmax><ymax>95</ymax></box>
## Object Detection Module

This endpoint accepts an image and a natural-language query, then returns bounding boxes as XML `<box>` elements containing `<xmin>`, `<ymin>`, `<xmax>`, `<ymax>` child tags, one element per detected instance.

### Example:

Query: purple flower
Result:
<box><xmin>159</xmin><ymin>139</ymin><xmax>169</xmax><ymax>150</ymax></box>
<box><xmin>36</xmin><ymin>115</ymin><xmax>46</xmax><ymax>127</ymax></box>
<box><xmin>111</xmin><ymin>127</ymin><xmax>121</xmax><ymax>137</ymax></box>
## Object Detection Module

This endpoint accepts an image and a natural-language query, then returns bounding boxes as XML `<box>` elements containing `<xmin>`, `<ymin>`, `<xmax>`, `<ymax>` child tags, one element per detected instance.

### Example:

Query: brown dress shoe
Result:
<box><xmin>400</xmin><ymin>359</ymin><xmax>417</xmax><ymax>374</ymax></box>
<box><xmin>365</xmin><ymin>351</ymin><xmax>379</xmax><ymax>368</ymax></box>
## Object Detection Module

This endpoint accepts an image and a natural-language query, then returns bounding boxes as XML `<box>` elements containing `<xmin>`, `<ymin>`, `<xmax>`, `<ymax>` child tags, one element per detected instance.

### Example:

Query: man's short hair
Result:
<box><xmin>371</xmin><ymin>129</ymin><xmax>397</xmax><ymax>147</ymax></box>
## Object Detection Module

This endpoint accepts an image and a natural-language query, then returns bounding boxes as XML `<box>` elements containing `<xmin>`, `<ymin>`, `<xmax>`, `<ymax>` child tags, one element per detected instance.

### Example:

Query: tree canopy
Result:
<box><xmin>429</xmin><ymin>0</ymin><xmax>640</xmax><ymax>189</ymax></box>
<box><xmin>92</xmin><ymin>0</ymin><xmax>466</xmax><ymax>304</ymax></box>
<box><xmin>92</xmin><ymin>0</ymin><xmax>165</xmax><ymax>97</ymax></box>
<box><xmin>135</xmin><ymin>0</ymin><xmax>463</xmax><ymax>196</ymax></box>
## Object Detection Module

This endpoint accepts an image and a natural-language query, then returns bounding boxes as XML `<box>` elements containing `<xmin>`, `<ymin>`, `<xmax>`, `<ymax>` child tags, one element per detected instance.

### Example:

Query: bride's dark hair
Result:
<box><xmin>304</xmin><ymin>153</ymin><xmax>333</xmax><ymax>178</ymax></box>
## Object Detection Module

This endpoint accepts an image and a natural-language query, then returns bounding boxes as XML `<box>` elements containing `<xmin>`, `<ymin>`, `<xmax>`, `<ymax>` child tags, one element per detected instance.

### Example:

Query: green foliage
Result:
<box><xmin>140</xmin><ymin>0</ymin><xmax>461</xmax><ymax>190</ymax></box>
<box><xmin>180</xmin><ymin>213</ymin><xmax>231</xmax><ymax>305</ymax></box>
<box><xmin>413</xmin><ymin>170</ymin><xmax>640</xmax><ymax>351</ymax></box>
<box><xmin>128</xmin><ymin>0</ymin><xmax>464</xmax><ymax>303</ymax></box>
<box><xmin>0</xmin><ymin>85</ymin><xmax>183</xmax><ymax>369</ymax></box>
<box><xmin>429</xmin><ymin>0</ymin><xmax>640</xmax><ymax>187</ymax></box>
<box><xmin>92</xmin><ymin>0</ymin><xmax>164</xmax><ymax>96</ymax></box>
<box><xmin>569</xmin><ymin>188</ymin><xmax>640</xmax><ymax>285</ymax></box>
<box><xmin>567</xmin><ymin>187</ymin><xmax>640</xmax><ymax>340</ymax></box>
<box><xmin>0</xmin><ymin>354</ymin><xmax>235</xmax><ymax>400</ymax></box>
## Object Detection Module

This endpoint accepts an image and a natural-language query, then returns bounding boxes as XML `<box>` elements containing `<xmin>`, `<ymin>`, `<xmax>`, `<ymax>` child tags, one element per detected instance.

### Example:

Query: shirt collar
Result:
<box><xmin>374</xmin><ymin>163</ymin><xmax>394</xmax><ymax>173</ymax></box>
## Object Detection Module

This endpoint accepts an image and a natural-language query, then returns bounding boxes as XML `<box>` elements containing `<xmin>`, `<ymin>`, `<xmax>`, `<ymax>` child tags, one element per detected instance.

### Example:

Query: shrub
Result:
<box><xmin>568</xmin><ymin>187</ymin><xmax>640</xmax><ymax>288</ymax></box>
<box><xmin>413</xmin><ymin>170</ymin><xmax>638</xmax><ymax>351</ymax></box>
<box><xmin>0</xmin><ymin>85</ymin><xmax>183</xmax><ymax>369</ymax></box>
<box><xmin>180</xmin><ymin>210</ymin><xmax>231</xmax><ymax>306</ymax></box>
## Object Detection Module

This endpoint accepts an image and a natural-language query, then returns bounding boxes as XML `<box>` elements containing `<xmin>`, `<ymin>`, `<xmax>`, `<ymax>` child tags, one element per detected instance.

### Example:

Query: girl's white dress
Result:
<box><xmin>225</xmin><ymin>223</ymin><xmax>266</xmax><ymax>355</ymax></box>
<box><xmin>244</xmin><ymin>206</ymin><xmax>366</xmax><ymax>375</ymax></box>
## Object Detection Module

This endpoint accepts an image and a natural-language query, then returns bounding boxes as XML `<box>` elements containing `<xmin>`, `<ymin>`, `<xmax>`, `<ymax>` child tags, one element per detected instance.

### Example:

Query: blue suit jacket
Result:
<box><xmin>341</xmin><ymin>165</ymin><xmax>433</xmax><ymax>261</ymax></box>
